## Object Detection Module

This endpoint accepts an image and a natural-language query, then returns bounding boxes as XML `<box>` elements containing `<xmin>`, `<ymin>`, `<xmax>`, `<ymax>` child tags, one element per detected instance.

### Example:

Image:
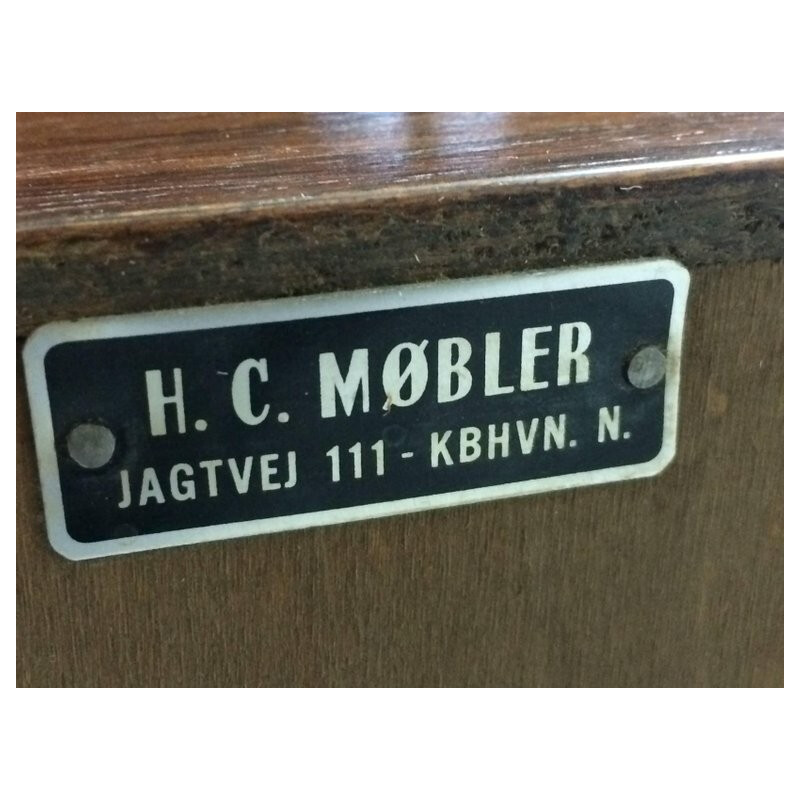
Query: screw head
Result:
<box><xmin>66</xmin><ymin>422</ymin><xmax>116</xmax><ymax>469</ymax></box>
<box><xmin>627</xmin><ymin>346</ymin><xmax>667</xmax><ymax>389</ymax></box>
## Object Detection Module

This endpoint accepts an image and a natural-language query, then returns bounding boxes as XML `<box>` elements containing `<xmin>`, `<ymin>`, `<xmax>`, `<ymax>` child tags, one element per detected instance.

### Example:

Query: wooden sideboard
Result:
<box><xmin>16</xmin><ymin>112</ymin><xmax>783</xmax><ymax>686</ymax></box>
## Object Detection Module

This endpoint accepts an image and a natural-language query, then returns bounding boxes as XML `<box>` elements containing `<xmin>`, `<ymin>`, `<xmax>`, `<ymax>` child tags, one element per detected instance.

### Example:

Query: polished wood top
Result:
<box><xmin>17</xmin><ymin>112</ymin><xmax>783</xmax><ymax>235</ymax></box>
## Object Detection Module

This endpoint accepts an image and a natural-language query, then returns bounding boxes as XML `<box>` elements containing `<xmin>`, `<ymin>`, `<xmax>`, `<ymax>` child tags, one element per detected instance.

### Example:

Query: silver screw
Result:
<box><xmin>627</xmin><ymin>346</ymin><xmax>667</xmax><ymax>389</ymax></box>
<box><xmin>66</xmin><ymin>422</ymin><xmax>117</xmax><ymax>469</ymax></box>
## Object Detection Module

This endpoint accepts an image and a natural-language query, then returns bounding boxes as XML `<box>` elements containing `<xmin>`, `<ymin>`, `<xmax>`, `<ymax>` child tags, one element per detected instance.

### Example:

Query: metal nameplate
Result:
<box><xmin>23</xmin><ymin>259</ymin><xmax>689</xmax><ymax>560</ymax></box>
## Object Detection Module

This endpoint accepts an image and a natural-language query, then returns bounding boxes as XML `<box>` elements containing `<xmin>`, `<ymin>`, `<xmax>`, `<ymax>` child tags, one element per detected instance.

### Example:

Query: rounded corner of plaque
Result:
<box><xmin>47</xmin><ymin>527</ymin><xmax>95</xmax><ymax>562</ymax></box>
<box><xmin>23</xmin><ymin>321</ymin><xmax>67</xmax><ymax>367</ymax></box>
<box><xmin>644</xmin><ymin>437</ymin><xmax>678</xmax><ymax>478</ymax></box>
<box><xmin>661</xmin><ymin>258</ymin><xmax>691</xmax><ymax>287</ymax></box>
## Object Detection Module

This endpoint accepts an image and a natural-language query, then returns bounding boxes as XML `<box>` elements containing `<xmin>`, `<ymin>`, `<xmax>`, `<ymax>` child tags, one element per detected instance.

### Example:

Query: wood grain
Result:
<box><xmin>17</xmin><ymin>112</ymin><xmax>783</xmax><ymax>231</ymax></box>
<box><xmin>16</xmin><ymin>113</ymin><xmax>783</xmax><ymax>335</ymax></box>
<box><xmin>16</xmin><ymin>113</ymin><xmax>783</xmax><ymax>686</ymax></box>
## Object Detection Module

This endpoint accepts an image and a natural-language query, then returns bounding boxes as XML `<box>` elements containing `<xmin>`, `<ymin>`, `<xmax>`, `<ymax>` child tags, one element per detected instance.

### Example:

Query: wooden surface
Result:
<box><xmin>16</xmin><ymin>113</ymin><xmax>783</xmax><ymax>686</ymax></box>
<box><xmin>17</xmin><ymin>112</ymin><xmax>783</xmax><ymax>230</ymax></box>
<box><xmin>16</xmin><ymin>112</ymin><xmax>783</xmax><ymax>335</ymax></box>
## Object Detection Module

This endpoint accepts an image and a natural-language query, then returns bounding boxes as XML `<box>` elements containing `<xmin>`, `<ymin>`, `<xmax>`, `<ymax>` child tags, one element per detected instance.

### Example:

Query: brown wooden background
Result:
<box><xmin>17</xmin><ymin>113</ymin><xmax>783</xmax><ymax>686</ymax></box>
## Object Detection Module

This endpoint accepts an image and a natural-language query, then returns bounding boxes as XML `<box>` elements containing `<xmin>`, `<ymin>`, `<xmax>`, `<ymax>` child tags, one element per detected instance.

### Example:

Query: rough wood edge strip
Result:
<box><xmin>16</xmin><ymin>162</ymin><xmax>784</xmax><ymax>336</ymax></box>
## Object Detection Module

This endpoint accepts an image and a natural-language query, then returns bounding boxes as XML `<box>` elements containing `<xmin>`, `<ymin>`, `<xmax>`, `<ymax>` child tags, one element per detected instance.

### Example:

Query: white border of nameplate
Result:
<box><xmin>23</xmin><ymin>259</ymin><xmax>690</xmax><ymax>560</ymax></box>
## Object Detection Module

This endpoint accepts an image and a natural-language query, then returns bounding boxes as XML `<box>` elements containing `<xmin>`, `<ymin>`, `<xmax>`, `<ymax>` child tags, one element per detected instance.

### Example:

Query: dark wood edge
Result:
<box><xmin>16</xmin><ymin>159</ymin><xmax>784</xmax><ymax>336</ymax></box>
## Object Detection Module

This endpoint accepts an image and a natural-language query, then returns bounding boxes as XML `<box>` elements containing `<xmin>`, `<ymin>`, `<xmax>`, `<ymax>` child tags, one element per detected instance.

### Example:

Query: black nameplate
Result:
<box><xmin>23</xmin><ymin>260</ymin><xmax>689</xmax><ymax>559</ymax></box>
